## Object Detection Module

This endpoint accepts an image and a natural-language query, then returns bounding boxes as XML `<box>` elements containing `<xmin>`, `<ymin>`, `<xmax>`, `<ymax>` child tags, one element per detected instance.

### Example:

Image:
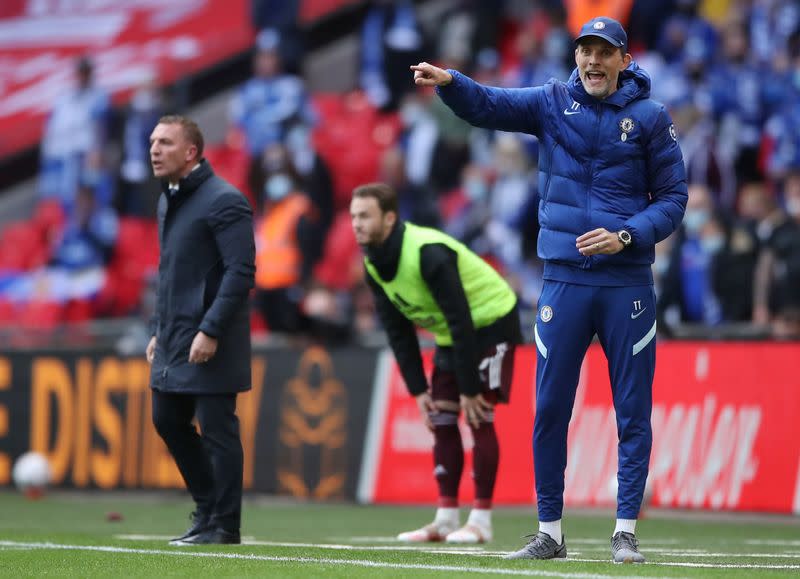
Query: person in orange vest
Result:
<box><xmin>563</xmin><ymin>0</ymin><xmax>634</xmax><ymax>37</ymax></box>
<box><xmin>254</xmin><ymin>156</ymin><xmax>312</xmax><ymax>334</ymax></box>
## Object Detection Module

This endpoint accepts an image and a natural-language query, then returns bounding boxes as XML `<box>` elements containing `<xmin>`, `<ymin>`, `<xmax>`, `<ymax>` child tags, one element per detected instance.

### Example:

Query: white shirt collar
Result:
<box><xmin>168</xmin><ymin>163</ymin><xmax>202</xmax><ymax>191</ymax></box>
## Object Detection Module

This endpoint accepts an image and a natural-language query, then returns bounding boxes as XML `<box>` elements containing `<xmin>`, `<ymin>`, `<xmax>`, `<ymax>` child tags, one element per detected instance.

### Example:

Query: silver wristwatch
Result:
<box><xmin>617</xmin><ymin>230</ymin><xmax>632</xmax><ymax>247</ymax></box>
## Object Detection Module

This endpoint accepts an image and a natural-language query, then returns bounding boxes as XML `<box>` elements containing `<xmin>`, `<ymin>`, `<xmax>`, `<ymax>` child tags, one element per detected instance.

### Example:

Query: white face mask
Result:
<box><xmin>264</xmin><ymin>174</ymin><xmax>292</xmax><ymax>201</ymax></box>
<box><xmin>786</xmin><ymin>197</ymin><xmax>800</xmax><ymax>218</ymax></box>
<box><xmin>700</xmin><ymin>234</ymin><xmax>725</xmax><ymax>254</ymax></box>
<box><xmin>684</xmin><ymin>208</ymin><xmax>710</xmax><ymax>234</ymax></box>
<box><xmin>400</xmin><ymin>102</ymin><xmax>424</xmax><ymax>127</ymax></box>
<box><xmin>464</xmin><ymin>177</ymin><xmax>488</xmax><ymax>202</ymax></box>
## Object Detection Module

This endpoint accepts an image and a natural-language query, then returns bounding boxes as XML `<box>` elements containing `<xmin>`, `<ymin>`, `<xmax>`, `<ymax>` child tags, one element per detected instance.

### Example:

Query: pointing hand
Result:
<box><xmin>410</xmin><ymin>62</ymin><xmax>453</xmax><ymax>87</ymax></box>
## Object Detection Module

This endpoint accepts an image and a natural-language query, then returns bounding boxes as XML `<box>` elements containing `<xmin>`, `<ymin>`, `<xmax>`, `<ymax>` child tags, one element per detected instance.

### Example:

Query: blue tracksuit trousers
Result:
<box><xmin>533</xmin><ymin>280</ymin><xmax>656</xmax><ymax>521</ymax></box>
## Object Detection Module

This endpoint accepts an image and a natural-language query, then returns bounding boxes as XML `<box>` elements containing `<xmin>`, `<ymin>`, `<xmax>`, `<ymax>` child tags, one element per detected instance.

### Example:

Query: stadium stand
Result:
<box><xmin>0</xmin><ymin>0</ymin><xmax>798</xmax><ymax>343</ymax></box>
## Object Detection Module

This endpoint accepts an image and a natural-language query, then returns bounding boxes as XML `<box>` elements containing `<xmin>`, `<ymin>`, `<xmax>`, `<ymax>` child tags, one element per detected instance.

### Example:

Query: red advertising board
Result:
<box><xmin>361</xmin><ymin>343</ymin><xmax>800</xmax><ymax>513</ymax></box>
<box><xmin>0</xmin><ymin>0</ymin><xmax>253</xmax><ymax>160</ymax></box>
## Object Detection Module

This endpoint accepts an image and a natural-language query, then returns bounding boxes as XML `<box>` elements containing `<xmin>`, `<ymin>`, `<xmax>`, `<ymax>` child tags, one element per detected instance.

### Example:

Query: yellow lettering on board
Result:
<box><xmin>92</xmin><ymin>358</ymin><xmax>123</xmax><ymax>489</ymax></box>
<box><xmin>123</xmin><ymin>359</ymin><xmax>149</xmax><ymax>487</ymax></box>
<box><xmin>73</xmin><ymin>358</ymin><xmax>93</xmax><ymax>487</ymax></box>
<box><xmin>0</xmin><ymin>358</ymin><xmax>10</xmax><ymax>485</ymax></box>
<box><xmin>239</xmin><ymin>356</ymin><xmax>265</xmax><ymax>489</ymax></box>
<box><xmin>30</xmin><ymin>358</ymin><xmax>73</xmax><ymax>483</ymax></box>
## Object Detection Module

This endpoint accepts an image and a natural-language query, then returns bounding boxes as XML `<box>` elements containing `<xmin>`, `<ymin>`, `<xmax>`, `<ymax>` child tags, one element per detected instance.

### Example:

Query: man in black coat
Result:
<box><xmin>146</xmin><ymin>115</ymin><xmax>255</xmax><ymax>545</ymax></box>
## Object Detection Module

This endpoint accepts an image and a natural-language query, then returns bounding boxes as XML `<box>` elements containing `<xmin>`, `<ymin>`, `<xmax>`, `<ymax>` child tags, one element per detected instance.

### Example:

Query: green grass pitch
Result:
<box><xmin>0</xmin><ymin>490</ymin><xmax>798</xmax><ymax>577</ymax></box>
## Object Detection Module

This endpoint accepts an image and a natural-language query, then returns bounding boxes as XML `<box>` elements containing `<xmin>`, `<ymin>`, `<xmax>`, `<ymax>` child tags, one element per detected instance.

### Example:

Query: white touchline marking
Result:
<box><xmin>340</xmin><ymin>537</ymin><xmax>684</xmax><ymax>546</ymax></box>
<box><xmin>116</xmin><ymin>535</ymin><xmax>495</xmax><ymax>553</ymax></box>
<box><xmin>112</xmin><ymin>535</ymin><xmax>800</xmax><ymax>566</ymax></box>
<box><xmin>567</xmin><ymin>558</ymin><xmax>800</xmax><ymax>570</ymax></box>
<box><xmin>572</xmin><ymin>547</ymin><xmax>800</xmax><ymax>558</ymax></box>
<box><xmin>746</xmin><ymin>540</ymin><xmax>800</xmax><ymax>546</ymax></box>
<box><xmin>337</xmin><ymin>536</ymin><xmax>399</xmax><ymax>542</ymax></box>
<box><xmin>115</xmin><ymin>534</ymin><xmax>175</xmax><ymax>540</ymax></box>
<box><xmin>0</xmin><ymin>541</ymin><xmax>671</xmax><ymax>579</ymax></box>
<box><xmin>115</xmin><ymin>534</ymin><xmax>259</xmax><ymax>542</ymax></box>
<box><xmin>656</xmin><ymin>552</ymin><xmax>800</xmax><ymax>559</ymax></box>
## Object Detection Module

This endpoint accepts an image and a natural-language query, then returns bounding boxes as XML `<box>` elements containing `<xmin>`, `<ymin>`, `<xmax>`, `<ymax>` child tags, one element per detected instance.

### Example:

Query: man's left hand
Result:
<box><xmin>460</xmin><ymin>394</ymin><xmax>493</xmax><ymax>429</ymax></box>
<box><xmin>189</xmin><ymin>331</ymin><xmax>217</xmax><ymax>364</ymax></box>
<box><xmin>576</xmin><ymin>228</ymin><xmax>624</xmax><ymax>256</ymax></box>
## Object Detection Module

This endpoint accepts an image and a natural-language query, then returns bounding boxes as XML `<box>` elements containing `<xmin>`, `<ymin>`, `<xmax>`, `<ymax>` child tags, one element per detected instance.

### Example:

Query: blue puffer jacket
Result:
<box><xmin>437</xmin><ymin>63</ymin><xmax>687</xmax><ymax>286</ymax></box>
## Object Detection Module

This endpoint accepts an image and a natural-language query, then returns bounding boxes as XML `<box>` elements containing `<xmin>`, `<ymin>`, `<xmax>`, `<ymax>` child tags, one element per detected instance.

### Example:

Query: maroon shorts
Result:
<box><xmin>431</xmin><ymin>342</ymin><xmax>516</xmax><ymax>405</ymax></box>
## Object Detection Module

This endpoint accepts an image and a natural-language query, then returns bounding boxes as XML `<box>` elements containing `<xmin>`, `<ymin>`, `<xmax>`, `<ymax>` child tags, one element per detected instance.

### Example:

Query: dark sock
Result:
<box><xmin>432</xmin><ymin>413</ymin><xmax>463</xmax><ymax>502</ymax></box>
<box><xmin>471</xmin><ymin>421</ymin><xmax>499</xmax><ymax>507</ymax></box>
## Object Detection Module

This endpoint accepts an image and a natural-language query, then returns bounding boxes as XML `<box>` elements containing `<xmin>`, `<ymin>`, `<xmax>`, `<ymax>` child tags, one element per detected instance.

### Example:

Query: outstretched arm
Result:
<box><xmin>411</xmin><ymin>62</ymin><xmax>545</xmax><ymax>135</ymax></box>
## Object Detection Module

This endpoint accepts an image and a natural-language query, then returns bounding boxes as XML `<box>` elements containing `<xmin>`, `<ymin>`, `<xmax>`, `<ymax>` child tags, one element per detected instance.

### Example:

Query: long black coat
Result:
<box><xmin>150</xmin><ymin>160</ymin><xmax>255</xmax><ymax>393</ymax></box>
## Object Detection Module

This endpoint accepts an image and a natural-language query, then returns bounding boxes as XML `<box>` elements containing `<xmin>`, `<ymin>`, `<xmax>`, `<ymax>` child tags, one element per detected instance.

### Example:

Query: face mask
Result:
<box><xmin>264</xmin><ymin>174</ymin><xmax>292</xmax><ymax>201</ymax></box>
<box><xmin>700</xmin><ymin>234</ymin><xmax>725</xmax><ymax>254</ymax></box>
<box><xmin>285</xmin><ymin>126</ymin><xmax>310</xmax><ymax>153</ymax></box>
<box><xmin>786</xmin><ymin>198</ymin><xmax>800</xmax><ymax>218</ymax></box>
<box><xmin>464</xmin><ymin>178</ymin><xmax>488</xmax><ymax>202</ymax></box>
<box><xmin>684</xmin><ymin>208</ymin><xmax>710</xmax><ymax>234</ymax></box>
<box><xmin>400</xmin><ymin>102</ymin><xmax>424</xmax><ymax>126</ymax></box>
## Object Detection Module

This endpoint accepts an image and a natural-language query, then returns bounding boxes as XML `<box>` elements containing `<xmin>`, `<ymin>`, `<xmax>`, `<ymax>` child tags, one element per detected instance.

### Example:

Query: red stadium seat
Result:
<box><xmin>100</xmin><ymin>217</ymin><xmax>159</xmax><ymax>316</ymax></box>
<box><xmin>311</xmin><ymin>91</ymin><xmax>402</xmax><ymax>209</ymax></box>
<box><xmin>204</xmin><ymin>142</ymin><xmax>254</xmax><ymax>209</ymax></box>
<box><xmin>63</xmin><ymin>298</ymin><xmax>93</xmax><ymax>323</ymax></box>
<box><xmin>31</xmin><ymin>199</ymin><xmax>65</xmax><ymax>242</ymax></box>
<box><xmin>0</xmin><ymin>221</ymin><xmax>48</xmax><ymax>271</ymax></box>
<box><xmin>19</xmin><ymin>300</ymin><xmax>63</xmax><ymax>330</ymax></box>
<box><xmin>0</xmin><ymin>299</ymin><xmax>16</xmax><ymax>325</ymax></box>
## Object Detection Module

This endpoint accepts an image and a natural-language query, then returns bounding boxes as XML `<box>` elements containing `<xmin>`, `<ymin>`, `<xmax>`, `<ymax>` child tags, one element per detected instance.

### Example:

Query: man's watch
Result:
<box><xmin>617</xmin><ymin>230</ymin><xmax>632</xmax><ymax>248</ymax></box>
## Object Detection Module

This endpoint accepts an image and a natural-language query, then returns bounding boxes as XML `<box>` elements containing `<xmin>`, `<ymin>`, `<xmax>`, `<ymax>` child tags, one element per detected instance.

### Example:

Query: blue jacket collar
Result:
<box><xmin>567</xmin><ymin>61</ymin><xmax>651</xmax><ymax>108</ymax></box>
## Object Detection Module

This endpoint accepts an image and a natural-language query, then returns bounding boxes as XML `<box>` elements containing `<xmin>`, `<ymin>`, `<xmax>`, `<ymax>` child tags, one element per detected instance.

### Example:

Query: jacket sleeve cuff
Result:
<box><xmin>198</xmin><ymin>322</ymin><xmax>218</xmax><ymax>339</ymax></box>
<box><xmin>436</xmin><ymin>69</ymin><xmax>463</xmax><ymax>95</ymax></box>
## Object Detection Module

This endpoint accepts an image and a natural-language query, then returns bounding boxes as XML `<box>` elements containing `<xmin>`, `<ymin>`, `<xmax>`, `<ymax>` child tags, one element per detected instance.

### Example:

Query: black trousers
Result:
<box><xmin>151</xmin><ymin>389</ymin><xmax>243</xmax><ymax>532</ymax></box>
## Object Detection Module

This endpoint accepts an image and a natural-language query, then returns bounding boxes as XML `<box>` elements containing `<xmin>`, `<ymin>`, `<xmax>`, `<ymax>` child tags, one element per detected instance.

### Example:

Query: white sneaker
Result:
<box><xmin>397</xmin><ymin>521</ymin><xmax>458</xmax><ymax>542</ymax></box>
<box><xmin>446</xmin><ymin>523</ymin><xmax>492</xmax><ymax>544</ymax></box>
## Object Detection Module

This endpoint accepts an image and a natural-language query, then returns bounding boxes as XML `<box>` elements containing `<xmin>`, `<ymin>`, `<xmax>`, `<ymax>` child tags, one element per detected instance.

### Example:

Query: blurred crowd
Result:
<box><xmin>4</xmin><ymin>0</ymin><xmax>799</xmax><ymax>342</ymax></box>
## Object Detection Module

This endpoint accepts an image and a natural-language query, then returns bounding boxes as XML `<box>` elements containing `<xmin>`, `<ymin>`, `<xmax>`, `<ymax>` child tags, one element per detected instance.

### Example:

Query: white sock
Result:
<box><xmin>539</xmin><ymin>520</ymin><xmax>562</xmax><ymax>544</ymax></box>
<box><xmin>614</xmin><ymin>518</ymin><xmax>637</xmax><ymax>535</ymax></box>
<box><xmin>434</xmin><ymin>507</ymin><xmax>459</xmax><ymax>526</ymax></box>
<box><xmin>467</xmin><ymin>508</ymin><xmax>491</xmax><ymax>529</ymax></box>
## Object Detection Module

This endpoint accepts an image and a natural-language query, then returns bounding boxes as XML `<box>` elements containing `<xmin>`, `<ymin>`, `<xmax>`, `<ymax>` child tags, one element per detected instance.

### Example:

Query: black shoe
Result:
<box><xmin>169</xmin><ymin>511</ymin><xmax>210</xmax><ymax>544</ymax></box>
<box><xmin>173</xmin><ymin>527</ymin><xmax>241</xmax><ymax>546</ymax></box>
<box><xmin>504</xmin><ymin>532</ymin><xmax>567</xmax><ymax>560</ymax></box>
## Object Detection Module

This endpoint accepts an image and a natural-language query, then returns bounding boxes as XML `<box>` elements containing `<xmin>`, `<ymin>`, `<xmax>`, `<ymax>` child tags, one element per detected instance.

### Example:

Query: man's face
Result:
<box><xmin>254</xmin><ymin>50</ymin><xmax>279</xmax><ymax>78</ymax></box>
<box><xmin>350</xmin><ymin>196</ymin><xmax>394</xmax><ymax>247</ymax></box>
<box><xmin>575</xmin><ymin>38</ymin><xmax>631</xmax><ymax>99</ymax></box>
<box><xmin>149</xmin><ymin>123</ymin><xmax>196</xmax><ymax>182</ymax></box>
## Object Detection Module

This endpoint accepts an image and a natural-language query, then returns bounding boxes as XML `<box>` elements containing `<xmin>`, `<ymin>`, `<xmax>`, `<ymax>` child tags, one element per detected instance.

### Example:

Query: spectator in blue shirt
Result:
<box><xmin>229</xmin><ymin>29</ymin><xmax>317</xmax><ymax>157</ymax></box>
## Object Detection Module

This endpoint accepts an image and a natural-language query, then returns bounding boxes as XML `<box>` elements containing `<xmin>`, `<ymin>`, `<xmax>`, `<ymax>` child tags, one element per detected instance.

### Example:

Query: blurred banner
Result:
<box><xmin>2</xmin><ymin>341</ymin><xmax>799</xmax><ymax>513</ymax></box>
<box><xmin>361</xmin><ymin>343</ymin><xmax>800</xmax><ymax>514</ymax></box>
<box><xmin>0</xmin><ymin>0</ymin><xmax>253</xmax><ymax>159</ymax></box>
<box><xmin>0</xmin><ymin>345</ymin><xmax>377</xmax><ymax>499</ymax></box>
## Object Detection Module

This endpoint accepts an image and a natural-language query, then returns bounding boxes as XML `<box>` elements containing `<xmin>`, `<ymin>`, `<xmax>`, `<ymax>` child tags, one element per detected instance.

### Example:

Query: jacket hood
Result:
<box><xmin>567</xmin><ymin>61</ymin><xmax>651</xmax><ymax>107</ymax></box>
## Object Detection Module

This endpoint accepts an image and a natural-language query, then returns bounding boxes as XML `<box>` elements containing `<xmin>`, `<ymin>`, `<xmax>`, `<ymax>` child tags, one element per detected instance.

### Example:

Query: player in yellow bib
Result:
<box><xmin>352</xmin><ymin>182</ymin><xmax>522</xmax><ymax>544</ymax></box>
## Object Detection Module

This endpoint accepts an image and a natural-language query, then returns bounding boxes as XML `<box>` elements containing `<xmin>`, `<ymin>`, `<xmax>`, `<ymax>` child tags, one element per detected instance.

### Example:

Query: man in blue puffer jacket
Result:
<box><xmin>412</xmin><ymin>16</ymin><xmax>687</xmax><ymax>563</ymax></box>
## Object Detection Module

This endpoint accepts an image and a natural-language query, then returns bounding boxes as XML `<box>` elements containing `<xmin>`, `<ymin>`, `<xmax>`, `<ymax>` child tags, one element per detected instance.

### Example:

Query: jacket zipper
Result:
<box><xmin>585</xmin><ymin>105</ymin><xmax>602</xmax><ymax>268</ymax></box>
<box><xmin>542</xmin><ymin>141</ymin><xmax>557</xmax><ymax>201</ymax></box>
